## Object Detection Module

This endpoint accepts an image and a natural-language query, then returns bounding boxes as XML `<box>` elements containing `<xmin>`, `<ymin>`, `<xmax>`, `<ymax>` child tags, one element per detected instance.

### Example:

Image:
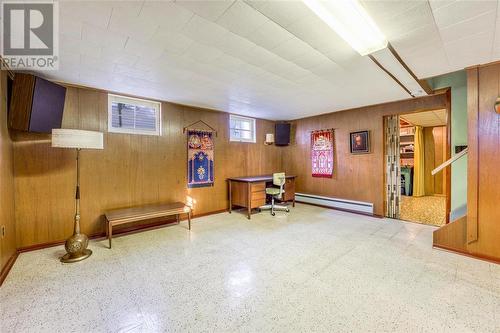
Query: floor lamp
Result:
<box><xmin>52</xmin><ymin>129</ymin><xmax>104</xmax><ymax>263</ymax></box>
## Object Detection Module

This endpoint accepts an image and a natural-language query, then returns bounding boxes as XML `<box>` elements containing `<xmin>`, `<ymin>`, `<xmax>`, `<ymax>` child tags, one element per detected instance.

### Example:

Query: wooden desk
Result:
<box><xmin>227</xmin><ymin>175</ymin><xmax>296</xmax><ymax>219</ymax></box>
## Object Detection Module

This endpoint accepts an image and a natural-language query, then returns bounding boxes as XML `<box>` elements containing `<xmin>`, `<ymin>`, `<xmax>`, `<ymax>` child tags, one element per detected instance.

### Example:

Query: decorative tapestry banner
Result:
<box><xmin>311</xmin><ymin>129</ymin><xmax>334</xmax><ymax>178</ymax></box>
<box><xmin>187</xmin><ymin>129</ymin><xmax>214</xmax><ymax>188</ymax></box>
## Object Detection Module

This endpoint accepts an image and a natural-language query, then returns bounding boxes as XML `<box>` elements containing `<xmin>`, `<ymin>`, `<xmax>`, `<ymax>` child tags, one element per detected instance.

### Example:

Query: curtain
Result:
<box><xmin>413</xmin><ymin>125</ymin><xmax>425</xmax><ymax>197</ymax></box>
<box><xmin>385</xmin><ymin>115</ymin><xmax>400</xmax><ymax>218</ymax></box>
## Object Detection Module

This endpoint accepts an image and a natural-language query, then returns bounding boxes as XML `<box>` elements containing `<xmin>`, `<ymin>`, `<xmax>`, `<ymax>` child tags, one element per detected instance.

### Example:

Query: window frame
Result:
<box><xmin>229</xmin><ymin>114</ymin><xmax>256</xmax><ymax>143</ymax></box>
<box><xmin>107</xmin><ymin>94</ymin><xmax>162</xmax><ymax>136</ymax></box>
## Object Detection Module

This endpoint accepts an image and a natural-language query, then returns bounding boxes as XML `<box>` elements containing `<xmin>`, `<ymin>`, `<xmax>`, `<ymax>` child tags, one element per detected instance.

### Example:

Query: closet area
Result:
<box><xmin>398</xmin><ymin>110</ymin><xmax>448</xmax><ymax>226</ymax></box>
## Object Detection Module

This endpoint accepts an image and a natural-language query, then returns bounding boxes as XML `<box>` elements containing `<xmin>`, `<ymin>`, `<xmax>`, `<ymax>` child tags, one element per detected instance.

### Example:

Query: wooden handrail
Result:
<box><xmin>432</xmin><ymin>148</ymin><xmax>468</xmax><ymax>175</ymax></box>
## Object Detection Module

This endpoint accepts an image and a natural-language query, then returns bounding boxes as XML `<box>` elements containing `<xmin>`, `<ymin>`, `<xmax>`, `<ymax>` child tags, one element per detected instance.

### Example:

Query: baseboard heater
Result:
<box><xmin>295</xmin><ymin>193</ymin><xmax>374</xmax><ymax>215</ymax></box>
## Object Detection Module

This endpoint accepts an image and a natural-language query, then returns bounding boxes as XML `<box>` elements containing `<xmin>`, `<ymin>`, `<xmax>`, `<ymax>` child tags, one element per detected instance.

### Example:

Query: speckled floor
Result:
<box><xmin>400</xmin><ymin>195</ymin><xmax>447</xmax><ymax>226</ymax></box>
<box><xmin>1</xmin><ymin>204</ymin><xmax>499</xmax><ymax>333</ymax></box>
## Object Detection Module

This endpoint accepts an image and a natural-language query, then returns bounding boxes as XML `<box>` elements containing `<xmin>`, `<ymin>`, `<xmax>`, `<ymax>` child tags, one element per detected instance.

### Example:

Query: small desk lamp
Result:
<box><xmin>52</xmin><ymin>129</ymin><xmax>104</xmax><ymax>263</ymax></box>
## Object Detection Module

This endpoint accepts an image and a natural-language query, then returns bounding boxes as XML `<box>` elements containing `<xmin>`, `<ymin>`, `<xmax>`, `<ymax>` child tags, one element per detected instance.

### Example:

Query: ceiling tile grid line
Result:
<box><xmin>66</xmin><ymin>0</ymin><xmax>404</xmax><ymax>116</ymax></box>
<box><xmin>27</xmin><ymin>0</ymin><xmax>500</xmax><ymax>119</ymax></box>
<box><xmin>160</xmin><ymin>0</ymin><xmax>406</xmax><ymax>111</ymax></box>
<box><xmin>53</xmin><ymin>0</ymin><xmax>410</xmax><ymax>118</ymax></box>
<box><xmin>426</xmin><ymin>0</ymin><xmax>452</xmax><ymax>69</ymax></box>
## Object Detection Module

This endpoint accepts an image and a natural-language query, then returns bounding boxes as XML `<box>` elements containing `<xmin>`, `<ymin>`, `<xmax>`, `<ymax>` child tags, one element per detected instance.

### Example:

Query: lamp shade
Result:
<box><xmin>52</xmin><ymin>129</ymin><xmax>104</xmax><ymax>149</ymax></box>
<box><xmin>265</xmin><ymin>133</ymin><xmax>274</xmax><ymax>144</ymax></box>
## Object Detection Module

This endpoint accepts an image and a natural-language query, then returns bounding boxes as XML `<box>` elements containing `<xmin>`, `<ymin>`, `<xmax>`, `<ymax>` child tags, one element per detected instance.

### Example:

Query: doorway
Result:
<box><xmin>384</xmin><ymin>109</ymin><xmax>450</xmax><ymax>226</ymax></box>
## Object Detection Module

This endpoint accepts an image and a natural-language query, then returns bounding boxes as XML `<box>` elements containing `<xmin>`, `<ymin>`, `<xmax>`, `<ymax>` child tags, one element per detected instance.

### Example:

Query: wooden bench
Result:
<box><xmin>104</xmin><ymin>202</ymin><xmax>192</xmax><ymax>249</ymax></box>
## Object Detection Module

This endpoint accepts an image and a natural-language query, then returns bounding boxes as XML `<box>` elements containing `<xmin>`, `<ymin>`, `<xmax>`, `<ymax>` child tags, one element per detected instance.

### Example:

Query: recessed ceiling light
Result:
<box><xmin>303</xmin><ymin>0</ymin><xmax>388</xmax><ymax>56</ymax></box>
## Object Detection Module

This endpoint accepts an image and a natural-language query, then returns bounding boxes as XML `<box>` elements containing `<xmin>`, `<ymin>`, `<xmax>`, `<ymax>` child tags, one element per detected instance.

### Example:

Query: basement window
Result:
<box><xmin>229</xmin><ymin>114</ymin><xmax>256</xmax><ymax>143</ymax></box>
<box><xmin>108</xmin><ymin>94</ymin><xmax>161</xmax><ymax>136</ymax></box>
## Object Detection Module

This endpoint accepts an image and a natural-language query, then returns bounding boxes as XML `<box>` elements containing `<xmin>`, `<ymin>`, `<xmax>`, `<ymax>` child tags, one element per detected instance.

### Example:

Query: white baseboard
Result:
<box><xmin>295</xmin><ymin>193</ymin><xmax>374</xmax><ymax>215</ymax></box>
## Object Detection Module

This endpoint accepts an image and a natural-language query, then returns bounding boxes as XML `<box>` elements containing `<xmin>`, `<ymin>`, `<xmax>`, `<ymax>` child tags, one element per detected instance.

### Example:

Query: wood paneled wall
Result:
<box><xmin>12</xmin><ymin>86</ymin><xmax>282</xmax><ymax>248</ymax></box>
<box><xmin>282</xmin><ymin>93</ymin><xmax>449</xmax><ymax>216</ymax></box>
<box><xmin>424</xmin><ymin>126</ymin><xmax>446</xmax><ymax>195</ymax></box>
<box><xmin>435</xmin><ymin>63</ymin><xmax>500</xmax><ymax>262</ymax></box>
<box><xmin>0</xmin><ymin>71</ymin><xmax>17</xmax><ymax>272</ymax></box>
<box><xmin>465</xmin><ymin>64</ymin><xmax>500</xmax><ymax>260</ymax></box>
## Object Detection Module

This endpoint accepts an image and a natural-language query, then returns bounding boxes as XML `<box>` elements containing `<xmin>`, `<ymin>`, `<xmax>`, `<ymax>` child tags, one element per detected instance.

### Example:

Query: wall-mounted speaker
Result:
<box><xmin>8</xmin><ymin>73</ymin><xmax>66</xmax><ymax>133</ymax></box>
<box><xmin>275</xmin><ymin>123</ymin><xmax>291</xmax><ymax>146</ymax></box>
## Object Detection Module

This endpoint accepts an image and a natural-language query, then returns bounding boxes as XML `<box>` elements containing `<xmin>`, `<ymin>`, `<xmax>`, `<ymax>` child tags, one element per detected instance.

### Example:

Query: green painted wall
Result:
<box><xmin>428</xmin><ymin>70</ymin><xmax>467</xmax><ymax>219</ymax></box>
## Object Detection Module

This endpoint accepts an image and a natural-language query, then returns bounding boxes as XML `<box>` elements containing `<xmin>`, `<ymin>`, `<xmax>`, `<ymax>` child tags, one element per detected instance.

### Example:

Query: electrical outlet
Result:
<box><xmin>1</xmin><ymin>225</ymin><xmax>5</xmax><ymax>239</ymax></box>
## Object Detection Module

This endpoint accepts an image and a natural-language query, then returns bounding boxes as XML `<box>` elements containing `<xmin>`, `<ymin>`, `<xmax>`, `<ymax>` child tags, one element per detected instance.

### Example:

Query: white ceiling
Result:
<box><xmin>401</xmin><ymin>109</ymin><xmax>447</xmax><ymax>127</ymax></box>
<box><xmin>26</xmin><ymin>0</ymin><xmax>500</xmax><ymax>120</ymax></box>
<box><xmin>363</xmin><ymin>0</ymin><xmax>500</xmax><ymax>78</ymax></box>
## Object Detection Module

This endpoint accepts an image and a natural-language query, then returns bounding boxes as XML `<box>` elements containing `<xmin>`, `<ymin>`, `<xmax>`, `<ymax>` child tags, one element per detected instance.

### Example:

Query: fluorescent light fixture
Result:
<box><xmin>303</xmin><ymin>0</ymin><xmax>388</xmax><ymax>56</ymax></box>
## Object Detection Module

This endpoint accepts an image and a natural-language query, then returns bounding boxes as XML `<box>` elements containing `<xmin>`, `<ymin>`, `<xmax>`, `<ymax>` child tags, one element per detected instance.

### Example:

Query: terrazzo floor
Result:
<box><xmin>400</xmin><ymin>195</ymin><xmax>447</xmax><ymax>226</ymax></box>
<box><xmin>1</xmin><ymin>204</ymin><xmax>499</xmax><ymax>333</ymax></box>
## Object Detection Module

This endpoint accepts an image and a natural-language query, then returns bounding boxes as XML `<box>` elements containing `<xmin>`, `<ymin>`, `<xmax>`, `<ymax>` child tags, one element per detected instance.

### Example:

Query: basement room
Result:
<box><xmin>0</xmin><ymin>0</ymin><xmax>498</xmax><ymax>332</ymax></box>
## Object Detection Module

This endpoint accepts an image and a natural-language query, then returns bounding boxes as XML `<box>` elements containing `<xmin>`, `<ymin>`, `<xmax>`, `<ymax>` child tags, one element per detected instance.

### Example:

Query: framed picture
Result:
<box><xmin>350</xmin><ymin>130</ymin><xmax>370</xmax><ymax>154</ymax></box>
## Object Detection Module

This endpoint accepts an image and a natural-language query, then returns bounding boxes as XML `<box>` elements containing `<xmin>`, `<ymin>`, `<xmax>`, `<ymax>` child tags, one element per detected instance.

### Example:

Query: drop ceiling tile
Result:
<box><xmin>100</xmin><ymin>47</ymin><xmax>139</xmax><ymax>67</ymax></box>
<box><xmin>58</xmin><ymin>52</ymin><xmax>81</xmax><ymax>73</ymax></box>
<box><xmin>182</xmin><ymin>14</ymin><xmax>229</xmax><ymax>47</ymax></box>
<box><xmin>243</xmin><ymin>0</ymin><xmax>269</xmax><ymax>11</ymax></box>
<box><xmin>183</xmin><ymin>42</ymin><xmax>225</xmax><ymax>64</ymax></box>
<box><xmin>215</xmin><ymin>32</ymin><xmax>256</xmax><ymax>59</ymax></box>
<box><xmin>245</xmin><ymin>19</ymin><xmax>294</xmax><ymax>50</ymax></box>
<box><xmin>59</xmin><ymin>1</ymin><xmax>113</xmax><ymax>28</ymax></box>
<box><xmin>255</xmin><ymin>0</ymin><xmax>311</xmax><ymax>28</ymax></box>
<box><xmin>309</xmin><ymin>61</ymin><xmax>344</xmax><ymax>81</ymax></box>
<box><xmin>436</xmin><ymin>109</ymin><xmax>447</xmax><ymax>124</ymax></box>
<box><xmin>271</xmin><ymin>37</ymin><xmax>310</xmax><ymax>63</ymax></box>
<box><xmin>80</xmin><ymin>55</ymin><xmax>116</xmax><ymax>74</ymax></box>
<box><xmin>439</xmin><ymin>10</ymin><xmax>496</xmax><ymax>44</ymax></box>
<box><xmin>59</xmin><ymin>16</ymin><xmax>82</xmax><ymax>39</ymax></box>
<box><xmin>81</xmin><ymin>23</ymin><xmax>128</xmax><ymax>49</ymax></box>
<box><xmin>210</xmin><ymin>53</ymin><xmax>245</xmax><ymax>73</ymax></box>
<box><xmin>239</xmin><ymin>45</ymin><xmax>279</xmax><ymax>68</ymax></box>
<box><xmin>114</xmin><ymin>64</ymin><xmax>154</xmax><ymax>81</ymax></box>
<box><xmin>108</xmin><ymin>11</ymin><xmax>160</xmax><ymax>41</ymax></box>
<box><xmin>428</xmin><ymin>0</ymin><xmax>456</xmax><ymax>12</ymax></box>
<box><xmin>175</xmin><ymin>0</ymin><xmax>234</xmax><ymax>21</ymax></box>
<box><xmin>400</xmin><ymin>109</ymin><xmax>447</xmax><ymax>127</ymax></box>
<box><xmin>141</xmin><ymin>2</ymin><xmax>194</xmax><ymax>32</ymax></box>
<box><xmin>51</xmin><ymin>0</ymin><xmax>500</xmax><ymax>120</ymax></box>
<box><xmin>292</xmin><ymin>50</ymin><xmax>330</xmax><ymax>71</ymax></box>
<box><xmin>60</xmin><ymin>35</ymin><xmax>102</xmax><ymax>58</ymax></box>
<box><xmin>361</xmin><ymin>0</ymin><xmax>422</xmax><ymax>21</ymax></box>
<box><xmin>149</xmin><ymin>31</ymin><xmax>194</xmax><ymax>56</ymax></box>
<box><xmin>216</xmin><ymin>0</ymin><xmax>268</xmax><ymax>37</ymax></box>
<box><xmin>390</xmin><ymin>24</ymin><xmax>442</xmax><ymax>55</ymax></box>
<box><xmin>444</xmin><ymin>31</ymin><xmax>494</xmax><ymax>68</ymax></box>
<box><xmin>401</xmin><ymin>45</ymin><xmax>451</xmax><ymax>79</ymax></box>
<box><xmin>375</xmin><ymin>2</ymin><xmax>435</xmax><ymax>40</ymax></box>
<box><xmin>433</xmin><ymin>0</ymin><xmax>498</xmax><ymax>29</ymax></box>
<box><xmin>285</xmin><ymin>15</ymin><xmax>354</xmax><ymax>66</ymax></box>
<box><xmin>124</xmin><ymin>38</ymin><xmax>166</xmax><ymax>61</ymax></box>
<box><xmin>110</xmin><ymin>1</ymin><xmax>145</xmax><ymax>18</ymax></box>
<box><xmin>263</xmin><ymin>60</ymin><xmax>310</xmax><ymax>81</ymax></box>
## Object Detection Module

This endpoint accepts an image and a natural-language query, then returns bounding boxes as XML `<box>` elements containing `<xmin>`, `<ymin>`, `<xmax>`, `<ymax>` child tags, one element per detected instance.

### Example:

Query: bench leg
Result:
<box><xmin>188</xmin><ymin>211</ymin><xmax>191</xmax><ymax>230</ymax></box>
<box><xmin>108</xmin><ymin>222</ymin><xmax>113</xmax><ymax>249</ymax></box>
<box><xmin>176</xmin><ymin>214</ymin><xmax>180</xmax><ymax>224</ymax></box>
<box><xmin>105</xmin><ymin>220</ymin><xmax>108</xmax><ymax>239</ymax></box>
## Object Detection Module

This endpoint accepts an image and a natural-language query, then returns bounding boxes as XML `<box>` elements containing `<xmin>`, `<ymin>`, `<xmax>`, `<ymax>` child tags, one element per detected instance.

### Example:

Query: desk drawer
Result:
<box><xmin>251</xmin><ymin>191</ymin><xmax>266</xmax><ymax>200</ymax></box>
<box><xmin>251</xmin><ymin>198</ymin><xmax>266</xmax><ymax>208</ymax></box>
<box><xmin>251</xmin><ymin>182</ymin><xmax>266</xmax><ymax>192</ymax></box>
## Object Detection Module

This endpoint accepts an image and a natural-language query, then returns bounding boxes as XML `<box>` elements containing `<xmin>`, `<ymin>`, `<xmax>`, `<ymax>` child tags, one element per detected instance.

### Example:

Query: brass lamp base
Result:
<box><xmin>60</xmin><ymin>231</ymin><xmax>92</xmax><ymax>263</ymax></box>
<box><xmin>61</xmin><ymin>249</ymin><xmax>92</xmax><ymax>263</ymax></box>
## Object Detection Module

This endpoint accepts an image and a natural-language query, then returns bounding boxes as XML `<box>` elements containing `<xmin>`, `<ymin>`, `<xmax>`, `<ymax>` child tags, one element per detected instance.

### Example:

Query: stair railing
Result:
<box><xmin>431</xmin><ymin>147</ymin><xmax>468</xmax><ymax>176</ymax></box>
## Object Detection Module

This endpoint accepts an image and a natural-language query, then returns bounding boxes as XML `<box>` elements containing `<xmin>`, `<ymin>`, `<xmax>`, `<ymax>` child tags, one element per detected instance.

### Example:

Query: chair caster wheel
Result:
<box><xmin>286</xmin><ymin>209</ymin><xmax>290</xmax><ymax>212</ymax></box>
<box><xmin>271</xmin><ymin>212</ymin><xmax>276</xmax><ymax>216</ymax></box>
